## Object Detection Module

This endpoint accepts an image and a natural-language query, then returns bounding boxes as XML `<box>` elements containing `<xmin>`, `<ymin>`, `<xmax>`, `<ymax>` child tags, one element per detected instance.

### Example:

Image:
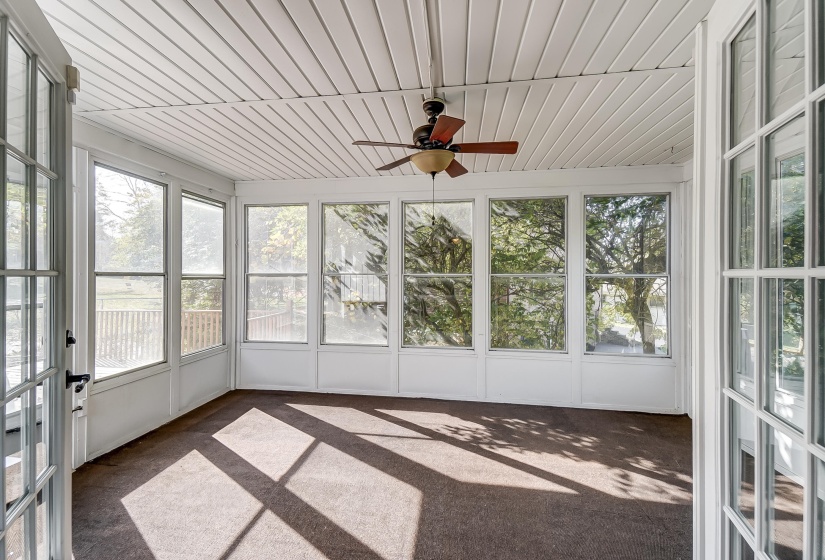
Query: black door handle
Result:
<box><xmin>66</xmin><ymin>370</ymin><xmax>90</xmax><ymax>393</ymax></box>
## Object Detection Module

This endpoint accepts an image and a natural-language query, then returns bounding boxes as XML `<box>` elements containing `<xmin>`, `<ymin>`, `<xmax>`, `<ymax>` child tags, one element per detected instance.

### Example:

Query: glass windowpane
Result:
<box><xmin>35</xmin><ymin>277</ymin><xmax>51</xmax><ymax>374</ymax></box>
<box><xmin>766</xmin><ymin>423</ymin><xmax>804</xmax><ymax>559</ymax></box>
<box><xmin>36</xmin><ymin>72</ymin><xmax>51</xmax><ymax>167</ymax></box>
<box><xmin>6</xmin><ymin>36</ymin><xmax>29</xmax><ymax>153</ymax></box>
<box><xmin>731</xmin><ymin>148</ymin><xmax>756</xmax><ymax>269</ymax></box>
<box><xmin>730</xmin><ymin>278</ymin><xmax>756</xmax><ymax>399</ymax></box>
<box><xmin>35</xmin><ymin>485</ymin><xmax>48</xmax><ymax>560</ymax></box>
<box><xmin>730</xmin><ymin>401</ymin><xmax>756</xmax><ymax>528</ymax></box>
<box><xmin>491</xmin><ymin>277</ymin><xmax>565</xmax><ymax>351</ymax></box>
<box><xmin>5</xmin><ymin>394</ymin><xmax>25</xmax><ymax>512</ymax></box>
<box><xmin>819</xmin><ymin>280</ymin><xmax>825</xmax><ymax>445</ymax></box>
<box><xmin>35</xmin><ymin>174</ymin><xmax>50</xmax><ymax>271</ymax></box>
<box><xmin>6</xmin><ymin>277</ymin><xmax>29</xmax><ymax>390</ymax></box>
<box><xmin>94</xmin><ymin>165</ymin><xmax>165</xmax><ymax>273</ymax></box>
<box><xmin>181</xmin><ymin>279</ymin><xmax>223</xmax><ymax>355</ymax></box>
<box><xmin>818</xmin><ymin>101</ymin><xmax>825</xmax><ymax>267</ymax></box>
<box><xmin>767</xmin><ymin>0</ymin><xmax>805</xmax><ymax>120</ymax></box>
<box><xmin>246</xmin><ymin>206</ymin><xmax>307</xmax><ymax>274</ymax></box>
<box><xmin>35</xmin><ymin>380</ymin><xmax>48</xmax><ymax>480</ymax></box>
<box><xmin>6</xmin><ymin>156</ymin><xmax>28</xmax><ymax>270</ymax></box>
<box><xmin>246</xmin><ymin>276</ymin><xmax>306</xmax><ymax>342</ymax></box>
<box><xmin>6</xmin><ymin>513</ymin><xmax>25</xmax><ymax>560</ymax></box>
<box><xmin>182</xmin><ymin>196</ymin><xmax>224</xmax><ymax>275</ymax></box>
<box><xmin>403</xmin><ymin>276</ymin><xmax>472</xmax><ymax>347</ymax></box>
<box><xmin>323</xmin><ymin>275</ymin><xmax>388</xmax><ymax>345</ymax></box>
<box><xmin>585</xmin><ymin>195</ymin><xmax>668</xmax><ymax>275</ymax></box>
<box><xmin>323</xmin><ymin>204</ymin><xmax>388</xmax><ymax>274</ymax></box>
<box><xmin>730</xmin><ymin>525</ymin><xmax>755</xmax><ymax>560</ymax></box>
<box><xmin>764</xmin><ymin>278</ymin><xmax>805</xmax><ymax>430</ymax></box>
<box><xmin>765</xmin><ymin>117</ymin><xmax>805</xmax><ymax>269</ymax></box>
<box><xmin>404</xmin><ymin>202</ymin><xmax>472</xmax><ymax>274</ymax></box>
<box><xmin>731</xmin><ymin>17</ymin><xmax>756</xmax><ymax>146</ymax></box>
<box><xmin>490</xmin><ymin>198</ymin><xmax>565</xmax><ymax>274</ymax></box>
<box><xmin>95</xmin><ymin>276</ymin><xmax>164</xmax><ymax>378</ymax></box>
<box><xmin>585</xmin><ymin>277</ymin><xmax>668</xmax><ymax>355</ymax></box>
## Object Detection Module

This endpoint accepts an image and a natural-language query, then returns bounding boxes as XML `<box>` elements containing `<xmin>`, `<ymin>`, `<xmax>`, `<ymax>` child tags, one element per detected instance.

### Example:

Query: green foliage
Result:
<box><xmin>324</xmin><ymin>204</ymin><xmax>388</xmax><ymax>274</ymax></box>
<box><xmin>404</xmin><ymin>202</ymin><xmax>472</xmax><ymax>274</ymax></box>
<box><xmin>404</xmin><ymin>277</ymin><xmax>472</xmax><ymax>347</ymax></box>
<box><xmin>491</xmin><ymin>277</ymin><xmax>565</xmax><ymax>350</ymax></box>
<box><xmin>247</xmin><ymin>205</ymin><xmax>307</xmax><ymax>273</ymax></box>
<box><xmin>490</xmin><ymin>198</ymin><xmax>565</xmax><ymax>274</ymax></box>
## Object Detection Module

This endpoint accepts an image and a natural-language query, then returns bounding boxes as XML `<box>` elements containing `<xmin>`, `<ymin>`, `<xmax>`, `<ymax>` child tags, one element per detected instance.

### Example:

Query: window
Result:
<box><xmin>93</xmin><ymin>164</ymin><xmax>166</xmax><ymax>378</ymax></box>
<box><xmin>181</xmin><ymin>194</ymin><xmax>225</xmax><ymax>355</ymax></box>
<box><xmin>584</xmin><ymin>195</ymin><xmax>669</xmax><ymax>355</ymax></box>
<box><xmin>322</xmin><ymin>203</ymin><xmax>389</xmax><ymax>345</ymax></box>
<box><xmin>403</xmin><ymin>201</ymin><xmax>472</xmax><ymax>347</ymax></box>
<box><xmin>245</xmin><ymin>205</ymin><xmax>307</xmax><ymax>342</ymax></box>
<box><xmin>489</xmin><ymin>197</ymin><xmax>566</xmax><ymax>351</ymax></box>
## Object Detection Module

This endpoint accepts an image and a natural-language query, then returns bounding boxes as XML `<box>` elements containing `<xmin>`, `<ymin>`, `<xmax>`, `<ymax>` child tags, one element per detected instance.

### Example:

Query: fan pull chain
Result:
<box><xmin>431</xmin><ymin>172</ymin><xmax>436</xmax><ymax>226</ymax></box>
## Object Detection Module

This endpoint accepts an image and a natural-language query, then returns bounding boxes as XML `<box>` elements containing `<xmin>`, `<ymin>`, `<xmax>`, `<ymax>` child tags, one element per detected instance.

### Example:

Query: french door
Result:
<box><xmin>0</xmin><ymin>1</ymin><xmax>72</xmax><ymax>558</ymax></box>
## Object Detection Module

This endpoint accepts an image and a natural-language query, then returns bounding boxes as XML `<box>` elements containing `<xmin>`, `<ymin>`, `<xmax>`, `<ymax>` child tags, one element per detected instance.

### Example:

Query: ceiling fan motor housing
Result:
<box><xmin>422</xmin><ymin>97</ymin><xmax>445</xmax><ymax>122</ymax></box>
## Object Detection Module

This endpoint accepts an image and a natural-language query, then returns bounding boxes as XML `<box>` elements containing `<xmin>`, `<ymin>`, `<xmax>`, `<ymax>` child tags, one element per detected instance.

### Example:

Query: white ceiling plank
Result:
<box><xmin>641</xmin><ymin>123</ymin><xmax>694</xmax><ymax>165</ymax></box>
<box><xmin>405</xmin><ymin>0</ymin><xmax>434</xmax><ymax>92</ymax></box>
<box><xmin>374</xmin><ymin>0</ymin><xmax>422</xmax><ymax>90</ymax></box>
<box><xmin>633</xmin><ymin>0</ymin><xmax>715</xmax><ymax>70</ymax></box>
<box><xmin>510</xmin><ymin>0</ymin><xmax>563</xmax><ymax>81</ymax></box>
<box><xmin>366</xmin><ymin>97</ymin><xmax>416</xmax><ymax>175</ymax></box>
<box><xmin>443</xmin><ymin>90</ymin><xmax>466</xmax><ymax>145</ymax></box>
<box><xmin>313</xmin><ymin>0</ymin><xmax>379</xmax><ymax>93</ymax></box>
<box><xmin>465</xmin><ymin>0</ymin><xmax>499</xmax><ymax>85</ymax></box>
<box><xmin>437</xmin><ymin>0</ymin><xmax>469</xmax><ymax>86</ymax></box>
<box><xmin>488</xmin><ymin>0</ymin><xmax>531</xmax><ymax>83</ymax></box>
<box><xmin>247</xmin><ymin>0</ymin><xmax>337</xmax><ymax>95</ymax></box>
<box><xmin>40</xmin><ymin>0</ymin><xmax>219</xmax><ymax>104</ymax></box>
<box><xmin>607</xmin><ymin>0</ymin><xmax>689</xmax><ymax>73</ymax></box>
<box><xmin>582</xmin><ymin>0</ymin><xmax>658</xmax><ymax>75</ymax></box>
<box><xmin>533</xmin><ymin>0</ymin><xmax>594</xmax><ymax>79</ymax></box>
<box><xmin>344</xmin><ymin>0</ymin><xmax>401</xmax><ymax>92</ymax></box>
<box><xmin>77</xmin><ymin>90</ymin><xmax>121</xmax><ymax>112</ymax></box>
<box><xmin>496</xmin><ymin>83</ymin><xmax>552</xmax><ymax>171</ymax></box>
<box><xmin>557</xmin><ymin>0</ymin><xmax>625</xmax><ymax>78</ymax></box>
<box><xmin>458</xmin><ymin>89</ymin><xmax>485</xmax><ymax>171</ymax></box>
<box><xmin>622</xmin><ymin>111</ymin><xmax>694</xmax><ymax>166</ymax></box>
<box><xmin>345</xmin><ymin>98</ymin><xmax>404</xmax><ymax>177</ymax></box>
<box><xmin>659</xmin><ymin>33</ymin><xmax>695</xmax><ymax>69</ymax></box>
<box><xmin>72</xmin><ymin>79</ymin><xmax>140</xmax><ymax>111</ymax></box>
<box><xmin>280</xmin><ymin>0</ymin><xmax>358</xmax><ymax>94</ymax></box>
<box><xmin>383</xmin><ymin>95</ymin><xmax>417</xmax><ymax>148</ymax></box>
<box><xmin>660</xmin><ymin>139</ymin><xmax>694</xmax><ymax>165</ymax></box>
<box><xmin>318</xmin><ymin>99</ymin><xmax>385</xmax><ymax>176</ymax></box>
<box><xmin>472</xmin><ymin>88</ymin><xmax>506</xmax><ymax>172</ymax></box>
<box><xmin>486</xmin><ymin>85</ymin><xmax>529</xmax><ymax>171</ymax></box>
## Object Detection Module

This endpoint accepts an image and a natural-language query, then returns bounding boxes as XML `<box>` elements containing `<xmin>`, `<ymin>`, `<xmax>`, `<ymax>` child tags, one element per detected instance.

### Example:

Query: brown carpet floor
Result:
<box><xmin>72</xmin><ymin>390</ymin><xmax>692</xmax><ymax>560</ymax></box>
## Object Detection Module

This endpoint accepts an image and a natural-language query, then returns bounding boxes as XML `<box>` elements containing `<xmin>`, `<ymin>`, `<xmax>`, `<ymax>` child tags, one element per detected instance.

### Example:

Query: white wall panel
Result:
<box><xmin>581</xmin><ymin>360</ymin><xmax>677</xmax><ymax>411</ymax></box>
<box><xmin>179</xmin><ymin>352</ymin><xmax>230</xmax><ymax>411</ymax></box>
<box><xmin>485</xmin><ymin>357</ymin><xmax>573</xmax><ymax>405</ymax></box>
<box><xmin>317</xmin><ymin>351</ymin><xmax>392</xmax><ymax>393</ymax></box>
<box><xmin>398</xmin><ymin>354</ymin><xmax>477</xmax><ymax>398</ymax></box>
<box><xmin>240</xmin><ymin>349</ymin><xmax>313</xmax><ymax>389</ymax></box>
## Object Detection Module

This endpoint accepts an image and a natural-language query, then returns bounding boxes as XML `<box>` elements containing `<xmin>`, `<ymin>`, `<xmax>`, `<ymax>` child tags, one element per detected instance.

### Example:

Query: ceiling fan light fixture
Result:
<box><xmin>410</xmin><ymin>149</ymin><xmax>454</xmax><ymax>174</ymax></box>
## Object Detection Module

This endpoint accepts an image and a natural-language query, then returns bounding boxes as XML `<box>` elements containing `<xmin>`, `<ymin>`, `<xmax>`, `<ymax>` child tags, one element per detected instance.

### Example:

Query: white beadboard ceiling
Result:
<box><xmin>38</xmin><ymin>0</ymin><xmax>712</xmax><ymax>181</ymax></box>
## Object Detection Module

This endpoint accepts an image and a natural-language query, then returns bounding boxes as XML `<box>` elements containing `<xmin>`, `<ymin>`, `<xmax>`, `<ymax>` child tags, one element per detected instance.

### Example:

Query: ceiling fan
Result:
<box><xmin>352</xmin><ymin>97</ymin><xmax>518</xmax><ymax>178</ymax></box>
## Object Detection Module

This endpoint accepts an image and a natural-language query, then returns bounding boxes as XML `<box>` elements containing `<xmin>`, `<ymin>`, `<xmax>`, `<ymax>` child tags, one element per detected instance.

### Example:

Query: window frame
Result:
<box><xmin>244</xmin><ymin>203</ymin><xmax>309</xmax><ymax>344</ymax></box>
<box><xmin>487</xmin><ymin>195</ymin><xmax>568</xmax><ymax>353</ymax></box>
<box><xmin>180</xmin><ymin>191</ymin><xmax>227</xmax><ymax>357</ymax></box>
<box><xmin>90</xmin><ymin>161</ymin><xmax>169</xmax><ymax>382</ymax></box>
<box><xmin>582</xmin><ymin>192</ymin><xmax>672</xmax><ymax>358</ymax></box>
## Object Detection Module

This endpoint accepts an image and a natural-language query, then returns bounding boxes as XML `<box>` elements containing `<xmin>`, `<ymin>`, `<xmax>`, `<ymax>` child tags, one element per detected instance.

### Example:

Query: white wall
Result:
<box><xmin>72</xmin><ymin>118</ymin><xmax>236</xmax><ymax>462</ymax></box>
<box><xmin>235</xmin><ymin>165</ymin><xmax>688</xmax><ymax>414</ymax></box>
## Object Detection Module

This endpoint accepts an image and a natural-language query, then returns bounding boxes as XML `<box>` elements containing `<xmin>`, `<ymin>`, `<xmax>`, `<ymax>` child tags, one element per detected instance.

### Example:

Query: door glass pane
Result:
<box><xmin>35</xmin><ymin>277</ymin><xmax>51</xmax><ymax>374</ymax></box>
<box><xmin>181</xmin><ymin>279</ymin><xmax>223</xmax><ymax>355</ymax></box>
<box><xmin>817</xmin><ymin>459</ymin><xmax>825</xmax><ymax>558</ymax></box>
<box><xmin>6</xmin><ymin>513</ymin><xmax>26</xmax><ymax>560</ymax></box>
<box><xmin>731</xmin><ymin>278</ymin><xmax>756</xmax><ymax>399</ymax></box>
<box><xmin>6</xmin><ymin>277</ymin><xmax>29</xmax><ymax>390</ymax></box>
<box><xmin>323</xmin><ymin>204</ymin><xmax>388</xmax><ymax>274</ymax></box>
<box><xmin>732</xmin><ymin>16</ymin><xmax>756</xmax><ymax>146</ymax></box>
<box><xmin>246</xmin><ymin>276</ymin><xmax>306</xmax><ymax>342</ymax></box>
<box><xmin>731</xmin><ymin>400</ymin><xmax>756</xmax><ymax>528</ymax></box>
<box><xmin>818</xmin><ymin>101</ymin><xmax>825</xmax><ymax>267</ymax></box>
<box><xmin>766</xmin><ymin>423</ymin><xmax>804</xmax><ymax>559</ymax></box>
<box><xmin>818</xmin><ymin>280</ymin><xmax>825</xmax><ymax>445</ymax></box>
<box><xmin>767</xmin><ymin>0</ymin><xmax>805</xmax><ymax>120</ymax></box>
<box><xmin>35</xmin><ymin>484</ymin><xmax>49</xmax><ymax>560</ymax></box>
<box><xmin>585</xmin><ymin>277</ymin><xmax>668</xmax><ymax>355</ymax></box>
<box><xmin>322</xmin><ymin>275</ymin><xmax>388</xmax><ymax>345</ymax></box>
<box><xmin>404</xmin><ymin>202</ymin><xmax>473</xmax><ymax>274</ymax></box>
<box><xmin>731</xmin><ymin>148</ymin><xmax>756</xmax><ymax>269</ymax></box>
<box><xmin>182</xmin><ymin>195</ymin><xmax>224</xmax><ymax>275</ymax></box>
<box><xmin>5</xmin><ymin>394</ymin><xmax>25</xmax><ymax>512</ymax></box>
<box><xmin>94</xmin><ymin>165</ymin><xmax>165</xmax><ymax>273</ymax></box>
<box><xmin>35</xmin><ymin>380</ymin><xmax>48</xmax><ymax>480</ymax></box>
<box><xmin>403</xmin><ymin>276</ymin><xmax>472</xmax><ymax>347</ymax></box>
<box><xmin>6</xmin><ymin>156</ymin><xmax>28</xmax><ymax>270</ymax></box>
<box><xmin>247</xmin><ymin>205</ymin><xmax>307</xmax><ymax>273</ymax></box>
<box><xmin>490</xmin><ymin>198</ymin><xmax>565</xmax><ymax>274</ymax></box>
<box><xmin>35</xmin><ymin>174</ymin><xmax>50</xmax><ymax>271</ymax></box>
<box><xmin>36</xmin><ymin>71</ymin><xmax>51</xmax><ymax>168</ymax></box>
<box><xmin>95</xmin><ymin>276</ymin><xmax>164</xmax><ymax>378</ymax></box>
<box><xmin>731</xmin><ymin>524</ymin><xmax>755</xmax><ymax>560</ymax></box>
<box><xmin>491</xmin><ymin>277</ymin><xmax>565</xmax><ymax>351</ymax></box>
<box><xmin>6</xmin><ymin>35</ymin><xmax>29</xmax><ymax>153</ymax></box>
<box><xmin>766</xmin><ymin>117</ymin><xmax>805</xmax><ymax>269</ymax></box>
<box><xmin>764</xmin><ymin>278</ymin><xmax>805</xmax><ymax>430</ymax></box>
<box><xmin>585</xmin><ymin>195</ymin><xmax>668</xmax><ymax>274</ymax></box>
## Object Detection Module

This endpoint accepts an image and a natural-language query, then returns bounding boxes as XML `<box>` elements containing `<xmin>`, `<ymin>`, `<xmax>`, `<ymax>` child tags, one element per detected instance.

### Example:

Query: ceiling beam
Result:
<box><xmin>76</xmin><ymin>65</ymin><xmax>694</xmax><ymax>118</ymax></box>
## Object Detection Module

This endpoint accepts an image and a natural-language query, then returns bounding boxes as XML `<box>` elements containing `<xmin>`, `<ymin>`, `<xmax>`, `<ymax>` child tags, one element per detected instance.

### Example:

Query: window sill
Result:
<box><xmin>486</xmin><ymin>350</ymin><xmax>572</xmax><ymax>361</ymax></box>
<box><xmin>240</xmin><ymin>341</ymin><xmax>309</xmax><ymax>351</ymax></box>
<box><xmin>582</xmin><ymin>353</ymin><xmax>675</xmax><ymax>366</ymax></box>
<box><xmin>180</xmin><ymin>345</ymin><xmax>228</xmax><ymax>366</ymax></box>
<box><xmin>318</xmin><ymin>345</ymin><xmax>391</xmax><ymax>354</ymax></box>
<box><xmin>91</xmin><ymin>362</ymin><xmax>171</xmax><ymax>394</ymax></box>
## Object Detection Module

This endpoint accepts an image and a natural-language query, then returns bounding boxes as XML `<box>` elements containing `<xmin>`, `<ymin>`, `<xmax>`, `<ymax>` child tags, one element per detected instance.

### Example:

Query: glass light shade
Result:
<box><xmin>410</xmin><ymin>149</ymin><xmax>454</xmax><ymax>174</ymax></box>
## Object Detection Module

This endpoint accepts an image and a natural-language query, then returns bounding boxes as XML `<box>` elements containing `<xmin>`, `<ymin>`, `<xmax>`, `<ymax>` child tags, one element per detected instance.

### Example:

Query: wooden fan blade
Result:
<box><xmin>354</xmin><ymin>140</ymin><xmax>418</xmax><ymax>149</ymax></box>
<box><xmin>452</xmin><ymin>141</ymin><xmax>518</xmax><ymax>154</ymax></box>
<box><xmin>429</xmin><ymin>115</ymin><xmax>465</xmax><ymax>144</ymax></box>
<box><xmin>377</xmin><ymin>155</ymin><xmax>412</xmax><ymax>171</ymax></box>
<box><xmin>445</xmin><ymin>159</ymin><xmax>468</xmax><ymax>178</ymax></box>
